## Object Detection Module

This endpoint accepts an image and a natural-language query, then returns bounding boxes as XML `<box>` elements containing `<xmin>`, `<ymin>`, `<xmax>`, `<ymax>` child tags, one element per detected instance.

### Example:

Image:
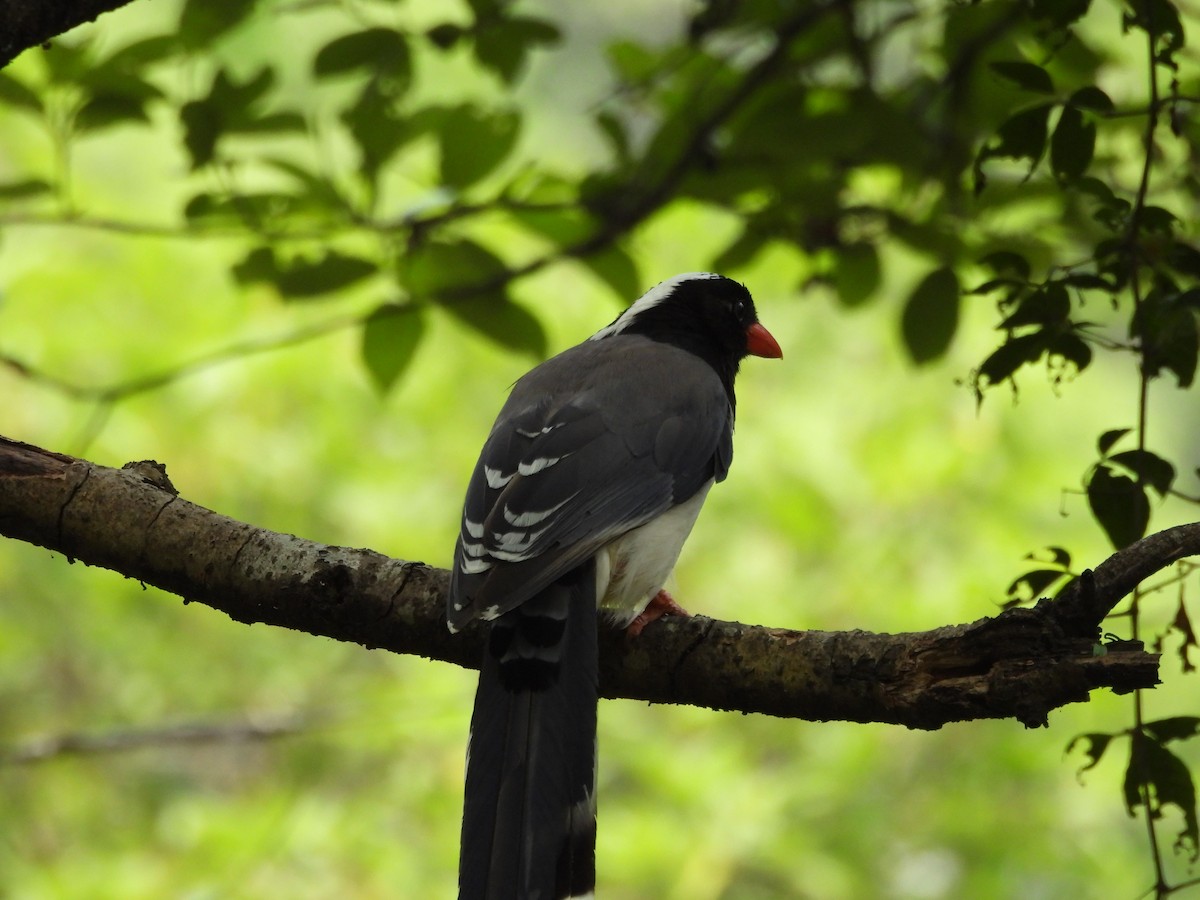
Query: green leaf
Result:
<box><xmin>1050</xmin><ymin>104</ymin><xmax>1095</xmax><ymax>182</ymax></box>
<box><xmin>990</xmin><ymin>61</ymin><xmax>1055</xmax><ymax>94</ymax></box>
<box><xmin>1108</xmin><ymin>449</ymin><xmax>1176</xmax><ymax>496</ymax></box>
<box><xmin>1087</xmin><ymin>464</ymin><xmax>1149</xmax><ymax>550</ymax></box>
<box><xmin>1048</xmin><ymin>331</ymin><xmax>1092</xmax><ymax>374</ymax></box>
<box><xmin>991</xmin><ymin>103</ymin><xmax>1053</xmax><ymax>162</ymax></box>
<box><xmin>0</xmin><ymin>179</ymin><xmax>51</xmax><ymax>199</ymax></box>
<box><xmin>0</xmin><ymin>72</ymin><xmax>43</xmax><ymax>113</ymax></box>
<box><xmin>232</xmin><ymin>247</ymin><xmax>377</xmax><ymax>299</ymax></box>
<box><xmin>403</xmin><ymin>239</ymin><xmax>509</xmax><ymax>300</ymax></box>
<box><xmin>314</xmin><ymin>28</ymin><xmax>412</xmax><ymax>96</ymax></box>
<box><xmin>438</xmin><ymin>105</ymin><xmax>521</xmax><ymax>189</ymax></box>
<box><xmin>473</xmin><ymin>16</ymin><xmax>562</xmax><ymax>84</ymax></box>
<box><xmin>1132</xmin><ymin>291</ymin><xmax>1199</xmax><ymax>387</ymax></box>
<box><xmin>443</xmin><ymin>291</ymin><xmax>548</xmax><ymax>358</ymax></box>
<box><xmin>1069</xmin><ymin>85</ymin><xmax>1114</xmax><ymax>113</ymax></box>
<box><xmin>275</xmin><ymin>252</ymin><xmax>378</xmax><ymax>299</ymax></box>
<box><xmin>1030</xmin><ymin>0</ymin><xmax>1093</xmax><ymax>28</ymax></box>
<box><xmin>580</xmin><ymin>246</ymin><xmax>641</xmax><ymax>303</ymax></box>
<box><xmin>974</xmin><ymin>104</ymin><xmax>1053</xmax><ymax>192</ymax></box>
<box><xmin>901</xmin><ymin>267</ymin><xmax>960</xmax><ymax>364</ymax></box>
<box><xmin>342</xmin><ymin>80</ymin><xmax>415</xmax><ymax>183</ymax></box>
<box><xmin>76</xmin><ymin>93</ymin><xmax>150</xmax><ymax>131</ymax></box>
<box><xmin>179</xmin><ymin>0</ymin><xmax>258</xmax><ymax>49</ymax></box>
<box><xmin>180</xmin><ymin>99</ymin><xmax>222</xmax><ymax>168</ymax></box>
<box><xmin>833</xmin><ymin>243</ymin><xmax>881</xmax><ymax>308</ymax></box>
<box><xmin>362</xmin><ymin>305</ymin><xmax>425</xmax><ymax>395</ymax></box>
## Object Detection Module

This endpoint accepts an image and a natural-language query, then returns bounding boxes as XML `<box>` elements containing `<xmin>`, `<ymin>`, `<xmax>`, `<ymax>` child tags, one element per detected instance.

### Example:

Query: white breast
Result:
<box><xmin>593</xmin><ymin>482</ymin><xmax>713</xmax><ymax>626</ymax></box>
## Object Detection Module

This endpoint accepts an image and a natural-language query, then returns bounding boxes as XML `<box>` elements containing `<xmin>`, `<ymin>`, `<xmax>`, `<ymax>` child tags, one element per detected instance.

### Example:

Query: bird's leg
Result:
<box><xmin>625</xmin><ymin>590</ymin><xmax>690</xmax><ymax>638</ymax></box>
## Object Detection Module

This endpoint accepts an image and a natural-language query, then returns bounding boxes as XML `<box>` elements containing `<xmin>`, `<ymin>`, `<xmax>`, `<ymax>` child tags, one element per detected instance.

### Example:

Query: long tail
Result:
<box><xmin>459</xmin><ymin>559</ymin><xmax>599</xmax><ymax>900</ymax></box>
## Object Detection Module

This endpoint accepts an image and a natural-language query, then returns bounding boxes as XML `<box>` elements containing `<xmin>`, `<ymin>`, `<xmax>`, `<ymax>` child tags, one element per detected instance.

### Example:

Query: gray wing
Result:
<box><xmin>447</xmin><ymin>336</ymin><xmax>732</xmax><ymax>630</ymax></box>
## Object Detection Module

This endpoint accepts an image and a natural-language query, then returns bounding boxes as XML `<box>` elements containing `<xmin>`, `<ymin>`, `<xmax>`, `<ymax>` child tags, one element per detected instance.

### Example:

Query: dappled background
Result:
<box><xmin>2</xmin><ymin>0</ymin><xmax>1199</xmax><ymax>897</ymax></box>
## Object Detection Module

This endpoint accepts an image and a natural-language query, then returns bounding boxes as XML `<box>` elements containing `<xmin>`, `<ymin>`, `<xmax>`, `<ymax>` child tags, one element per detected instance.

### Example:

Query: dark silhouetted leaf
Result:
<box><xmin>901</xmin><ymin>267</ymin><xmax>959</xmax><ymax>364</ymax></box>
<box><xmin>1087</xmin><ymin>464</ymin><xmax>1149</xmax><ymax>549</ymax></box>
<box><xmin>1048</xmin><ymin>331</ymin><xmax>1092</xmax><ymax>374</ymax></box>
<box><xmin>439</xmin><ymin>105</ymin><xmax>520</xmax><ymax>189</ymax></box>
<box><xmin>974</xmin><ymin>104</ymin><xmax>1053</xmax><ymax>192</ymax></box>
<box><xmin>979</xmin><ymin>250</ymin><xmax>1031</xmax><ymax>282</ymax></box>
<box><xmin>1007</xmin><ymin>568</ymin><xmax>1070</xmax><ymax>602</ymax></box>
<box><xmin>1069</xmin><ymin>85</ymin><xmax>1114</xmax><ymax>112</ymax></box>
<box><xmin>1108</xmin><ymin>449</ymin><xmax>1176</xmax><ymax>496</ymax></box>
<box><xmin>362</xmin><ymin>304</ymin><xmax>425</xmax><ymax>394</ymax></box>
<box><xmin>1051</xmin><ymin>104</ymin><xmax>1095</xmax><ymax>181</ymax></box>
<box><xmin>1164</xmin><ymin>599</ymin><xmax>1198</xmax><ymax>673</ymax></box>
<box><xmin>833</xmin><ymin>243</ymin><xmax>881</xmax><ymax>308</ymax></box>
<box><xmin>1144</xmin><ymin>717</ymin><xmax>1200</xmax><ymax>745</ymax></box>
<box><xmin>1098</xmin><ymin>428</ymin><xmax>1131</xmax><ymax>455</ymax></box>
<box><xmin>1168</xmin><ymin>243</ymin><xmax>1200</xmax><ymax>278</ymax></box>
<box><xmin>1124</xmin><ymin>731</ymin><xmax>1199</xmax><ymax>862</ymax></box>
<box><xmin>978</xmin><ymin>333</ymin><xmax>1047</xmax><ymax>386</ymax></box>
<box><xmin>1066</xmin><ymin>732</ymin><xmax>1115</xmax><ymax>777</ymax></box>
<box><xmin>232</xmin><ymin>247</ymin><xmax>280</xmax><ymax>286</ymax></box>
<box><xmin>1000</xmin><ymin>283</ymin><xmax>1070</xmax><ymax>329</ymax></box>
<box><xmin>1133</xmin><ymin>292</ymin><xmax>1199</xmax><ymax>387</ymax></box>
<box><xmin>990</xmin><ymin>61</ymin><xmax>1055</xmax><ymax>94</ymax></box>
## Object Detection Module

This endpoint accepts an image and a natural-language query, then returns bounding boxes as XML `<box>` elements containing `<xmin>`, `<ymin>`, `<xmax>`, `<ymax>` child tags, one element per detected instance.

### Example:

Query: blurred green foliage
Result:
<box><xmin>1</xmin><ymin>0</ymin><xmax>1199</xmax><ymax>896</ymax></box>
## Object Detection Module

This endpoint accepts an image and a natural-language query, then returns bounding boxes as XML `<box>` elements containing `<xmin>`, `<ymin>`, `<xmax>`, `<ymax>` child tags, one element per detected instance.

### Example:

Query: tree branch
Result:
<box><xmin>0</xmin><ymin>0</ymin><xmax>137</xmax><ymax>69</ymax></box>
<box><xmin>0</xmin><ymin>435</ymin><xmax>1172</xmax><ymax>729</ymax></box>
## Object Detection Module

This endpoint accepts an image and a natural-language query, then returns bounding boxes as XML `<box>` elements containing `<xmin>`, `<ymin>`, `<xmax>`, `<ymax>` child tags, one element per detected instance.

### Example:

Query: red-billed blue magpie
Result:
<box><xmin>448</xmin><ymin>272</ymin><xmax>781</xmax><ymax>899</ymax></box>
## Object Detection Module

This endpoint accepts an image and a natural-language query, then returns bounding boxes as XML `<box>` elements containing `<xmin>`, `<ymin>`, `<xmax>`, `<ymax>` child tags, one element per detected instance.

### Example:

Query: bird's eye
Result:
<box><xmin>732</xmin><ymin>298</ymin><xmax>747</xmax><ymax>317</ymax></box>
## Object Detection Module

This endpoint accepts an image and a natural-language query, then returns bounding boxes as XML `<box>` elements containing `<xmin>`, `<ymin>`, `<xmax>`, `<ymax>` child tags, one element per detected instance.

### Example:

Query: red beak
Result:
<box><xmin>746</xmin><ymin>322</ymin><xmax>783</xmax><ymax>359</ymax></box>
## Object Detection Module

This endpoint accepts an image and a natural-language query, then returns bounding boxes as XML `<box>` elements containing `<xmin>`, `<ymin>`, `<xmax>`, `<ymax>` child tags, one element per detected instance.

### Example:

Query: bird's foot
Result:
<box><xmin>625</xmin><ymin>590</ymin><xmax>690</xmax><ymax>638</ymax></box>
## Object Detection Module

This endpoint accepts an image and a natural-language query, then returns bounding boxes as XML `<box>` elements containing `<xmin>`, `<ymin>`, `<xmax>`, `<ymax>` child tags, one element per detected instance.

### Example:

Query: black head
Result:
<box><xmin>590</xmin><ymin>273</ymin><xmax>781</xmax><ymax>396</ymax></box>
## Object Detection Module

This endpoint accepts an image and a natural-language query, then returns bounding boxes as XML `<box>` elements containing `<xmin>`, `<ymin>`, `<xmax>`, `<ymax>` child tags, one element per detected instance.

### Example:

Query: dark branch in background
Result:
<box><xmin>0</xmin><ymin>435</ymin><xmax>1173</xmax><ymax>731</ymax></box>
<box><xmin>0</xmin><ymin>714</ymin><xmax>310</xmax><ymax>764</ymax></box>
<box><xmin>0</xmin><ymin>0</ymin><xmax>135</xmax><ymax>69</ymax></box>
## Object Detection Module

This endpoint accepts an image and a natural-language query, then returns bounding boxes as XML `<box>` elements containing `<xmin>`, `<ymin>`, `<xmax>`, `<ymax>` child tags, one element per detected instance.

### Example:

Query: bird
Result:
<box><xmin>447</xmin><ymin>272</ymin><xmax>781</xmax><ymax>899</ymax></box>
